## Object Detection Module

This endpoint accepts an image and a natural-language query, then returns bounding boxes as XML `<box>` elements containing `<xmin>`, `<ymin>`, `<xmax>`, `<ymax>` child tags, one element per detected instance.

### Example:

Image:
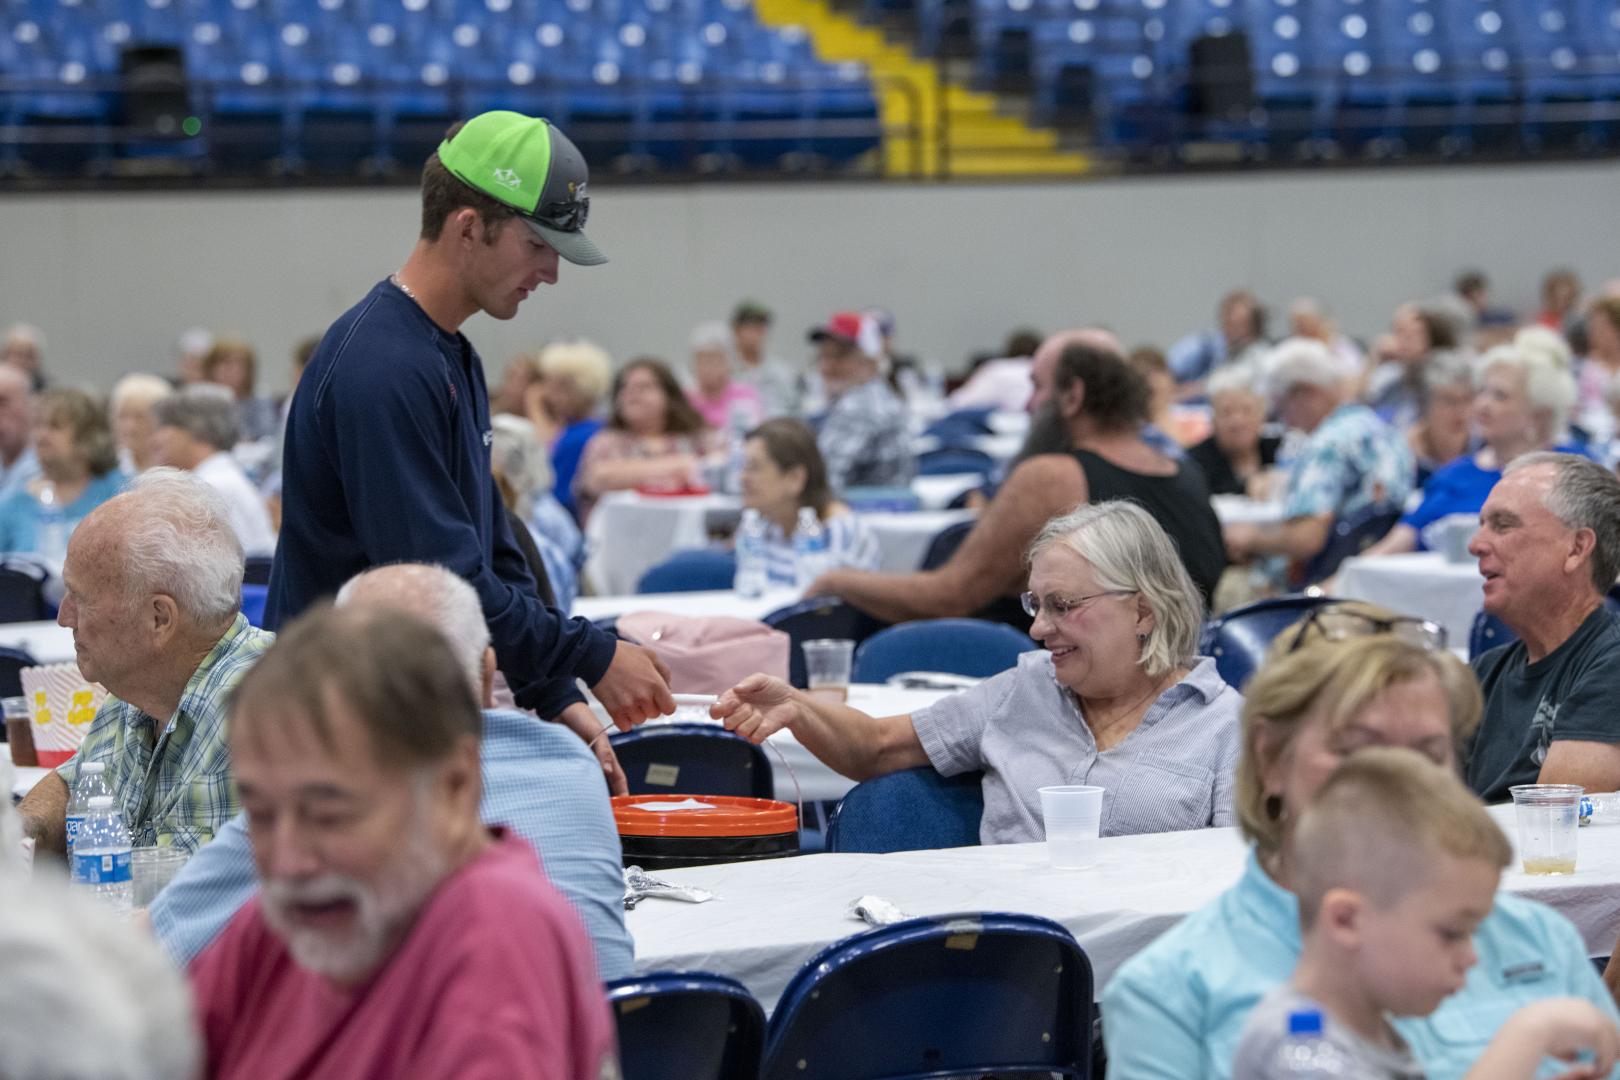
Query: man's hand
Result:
<box><xmin>590</xmin><ymin>640</ymin><xmax>675</xmax><ymax>732</ymax></box>
<box><xmin>712</xmin><ymin>674</ymin><xmax>800</xmax><ymax>744</ymax></box>
<box><xmin>554</xmin><ymin>702</ymin><xmax>628</xmax><ymax>796</ymax></box>
<box><xmin>1223</xmin><ymin>522</ymin><xmax>1260</xmax><ymax>563</ymax></box>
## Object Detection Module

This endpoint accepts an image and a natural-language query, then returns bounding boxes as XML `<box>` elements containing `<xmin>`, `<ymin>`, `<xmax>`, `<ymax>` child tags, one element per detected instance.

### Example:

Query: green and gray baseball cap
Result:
<box><xmin>437</xmin><ymin>111</ymin><xmax>606</xmax><ymax>266</ymax></box>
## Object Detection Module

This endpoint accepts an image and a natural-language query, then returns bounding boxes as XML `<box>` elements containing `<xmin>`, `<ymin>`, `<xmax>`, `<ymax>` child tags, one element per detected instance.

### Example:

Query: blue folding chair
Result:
<box><xmin>240</xmin><ymin>584</ymin><xmax>269</xmax><ymax>629</ymax></box>
<box><xmin>0</xmin><ymin>562</ymin><xmax>50</xmax><ymax>624</ymax></box>
<box><xmin>610</xmin><ymin>724</ymin><xmax>774</xmax><ymax>799</ymax></box>
<box><xmin>1199</xmin><ymin>594</ymin><xmax>1342</xmax><ymax>689</ymax></box>
<box><xmin>637</xmin><ymin>549</ymin><xmax>739</xmax><ymax>594</ymax></box>
<box><xmin>763</xmin><ymin>597</ymin><xmax>886</xmax><ymax>689</ymax></box>
<box><xmin>1297</xmin><ymin>503</ymin><xmax>1403</xmax><ymax>586</ymax></box>
<box><xmin>921</xmin><ymin>519</ymin><xmax>975</xmax><ymax>570</ymax></box>
<box><xmin>852</xmin><ymin>618</ymin><xmax>1037</xmax><ymax>683</ymax></box>
<box><xmin>916</xmin><ymin>446</ymin><xmax>996</xmax><ymax>477</ymax></box>
<box><xmin>1469</xmin><ymin>609</ymin><xmax>1517</xmax><ymax>660</ymax></box>
<box><xmin>607</xmin><ymin>971</ymin><xmax>765</xmax><ymax>1080</ymax></box>
<box><xmin>826</xmin><ymin>767</ymin><xmax>984</xmax><ymax>853</ymax></box>
<box><xmin>762</xmin><ymin>912</ymin><xmax>1093</xmax><ymax>1080</ymax></box>
<box><xmin>922</xmin><ymin>407</ymin><xmax>995</xmax><ymax>443</ymax></box>
<box><xmin>0</xmin><ymin>644</ymin><xmax>39</xmax><ymax>701</ymax></box>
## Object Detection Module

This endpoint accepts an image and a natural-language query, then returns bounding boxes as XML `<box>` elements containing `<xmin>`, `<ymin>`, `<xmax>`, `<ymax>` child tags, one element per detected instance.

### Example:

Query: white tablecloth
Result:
<box><xmin>574</xmin><ymin>589</ymin><xmax>802</xmax><ymax>625</ymax></box>
<box><xmin>629</xmin><ymin>805</ymin><xmax>1620</xmax><ymax>1012</ymax></box>
<box><xmin>591</xmin><ymin>684</ymin><xmax>949</xmax><ymax>803</ymax></box>
<box><xmin>910</xmin><ymin>473</ymin><xmax>981</xmax><ymax>511</ymax></box>
<box><xmin>0</xmin><ymin>621</ymin><xmax>75</xmax><ymax>665</ymax></box>
<box><xmin>10</xmin><ymin>764</ymin><xmax>48</xmax><ymax>801</ymax></box>
<box><xmin>1211</xmin><ymin>495</ymin><xmax>1286</xmax><ymax>526</ymax></box>
<box><xmin>583</xmin><ymin>491</ymin><xmax>973</xmax><ymax>595</ymax></box>
<box><xmin>1335</xmin><ymin>552</ymin><xmax>1485</xmax><ymax>648</ymax></box>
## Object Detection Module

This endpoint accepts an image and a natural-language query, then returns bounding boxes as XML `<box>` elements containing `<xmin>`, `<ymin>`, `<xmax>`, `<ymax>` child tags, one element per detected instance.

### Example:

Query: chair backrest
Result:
<box><xmin>240</xmin><ymin>584</ymin><xmax>269</xmax><ymax>629</ymax></box>
<box><xmin>1199</xmin><ymin>594</ymin><xmax>1340</xmax><ymax>690</ymax></box>
<box><xmin>826</xmin><ymin>767</ymin><xmax>984</xmax><ymax>853</ymax></box>
<box><xmin>922</xmin><ymin>407</ymin><xmax>994</xmax><ymax>443</ymax></box>
<box><xmin>920</xmin><ymin>519</ymin><xmax>974</xmax><ymax>570</ymax></box>
<box><xmin>763</xmin><ymin>597</ymin><xmax>886</xmax><ymax>688</ymax></box>
<box><xmin>241</xmin><ymin>555</ymin><xmax>274</xmax><ymax>587</ymax></box>
<box><xmin>1298</xmin><ymin>503</ymin><xmax>1403</xmax><ymax>585</ymax></box>
<box><xmin>607</xmin><ymin>971</ymin><xmax>765</xmax><ymax>1080</ymax></box>
<box><xmin>0</xmin><ymin>565</ymin><xmax>49</xmax><ymax>624</ymax></box>
<box><xmin>610</xmin><ymin>724</ymin><xmax>774</xmax><ymax>799</ymax></box>
<box><xmin>916</xmin><ymin>446</ymin><xmax>995</xmax><ymax>477</ymax></box>
<box><xmin>762</xmin><ymin>912</ymin><xmax>1093</xmax><ymax>1080</ymax></box>
<box><xmin>1469</xmin><ymin>608</ymin><xmax>1518</xmax><ymax>660</ymax></box>
<box><xmin>0</xmin><ymin>644</ymin><xmax>39</xmax><ymax>699</ymax></box>
<box><xmin>852</xmin><ymin>618</ymin><xmax>1037</xmax><ymax>683</ymax></box>
<box><xmin>638</xmin><ymin>548</ymin><xmax>739</xmax><ymax>594</ymax></box>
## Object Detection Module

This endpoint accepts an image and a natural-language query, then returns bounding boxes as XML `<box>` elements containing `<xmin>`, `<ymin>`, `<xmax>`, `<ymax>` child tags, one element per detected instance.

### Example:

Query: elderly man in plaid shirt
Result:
<box><xmin>18</xmin><ymin>468</ymin><xmax>272</xmax><ymax>855</ymax></box>
<box><xmin>807</xmin><ymin>310</ymin><xmax>914</xmax><ymax>492</ymax></box>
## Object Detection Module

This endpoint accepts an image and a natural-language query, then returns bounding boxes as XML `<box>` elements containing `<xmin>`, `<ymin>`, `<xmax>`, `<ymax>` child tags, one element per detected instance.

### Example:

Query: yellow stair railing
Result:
<box><xmin>751</xmin><ymin>0</ymin><xmax>1089</xmax><ymax>178</ymax></box>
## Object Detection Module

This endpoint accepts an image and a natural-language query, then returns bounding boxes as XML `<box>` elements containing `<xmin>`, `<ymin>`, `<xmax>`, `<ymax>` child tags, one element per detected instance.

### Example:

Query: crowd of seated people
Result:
<box><xmin>16</xmin><ymin>212</ymin><xmax>1620</xmax><ymax>1079</ymax></box>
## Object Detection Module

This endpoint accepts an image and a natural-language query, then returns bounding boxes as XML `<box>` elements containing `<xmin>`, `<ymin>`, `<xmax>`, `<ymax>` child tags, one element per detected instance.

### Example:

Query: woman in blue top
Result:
<box><xmin>1364</xmin><ymin>340</ymin><xmax>1576</xmax><ymax>556</ymax></box>
<box><xmin>738</xmin><ymin>418</ymin><xmax>880</xmax><ymax>587</ymax></box>
<box><xmin>1101</xmin><ymin>608</ymin><xmax>1620</xmax><ymax>1080</ymax></box>
<box><xmin>0</xmin><ymin>388</ymin><xmax>124</xmax><ymax>563</ymax></box>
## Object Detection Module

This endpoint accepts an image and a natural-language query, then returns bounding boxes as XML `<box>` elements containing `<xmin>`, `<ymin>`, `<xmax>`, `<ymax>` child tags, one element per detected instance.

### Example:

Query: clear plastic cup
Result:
<box><xmin>131</xmin><ymin>846</ymin><xmax>190</xmax><ymax>907</ymax></box>
<box><xmin>1510</xmin><ymin>783</ymin><xmax>1583</xmax><ymax>875</ymax></box>
<box><xmin>1038</xmin><ymin>784</ymin><xmax>1104</xmax><ymax>869</ymax></box>
<box><xmin>803</xmin><ymin>639</ymin><xmax>854</xmax><ymax>703</ymax></box>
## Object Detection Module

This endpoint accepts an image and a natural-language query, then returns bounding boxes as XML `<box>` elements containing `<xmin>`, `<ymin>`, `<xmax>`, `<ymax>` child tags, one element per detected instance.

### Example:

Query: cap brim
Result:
<box><xmin>524</xmin><ymin>218</ymin><xmax>607</xmax><ymax>266</ymax></box>
<box><xmin>808</xmin><ymin>329</ymin><xmax>856</xmax><ymax>346</ymax></box>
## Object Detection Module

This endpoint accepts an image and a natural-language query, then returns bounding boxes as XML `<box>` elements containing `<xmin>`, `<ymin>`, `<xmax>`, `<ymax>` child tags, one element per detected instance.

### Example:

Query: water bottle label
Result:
<box><xmin>65</xmin><ymin>815</ymin><xmax>84</xmax><ymax>846</ymax></box>
<box><xmin>73</xmin><ymin>849</ymin><xmax>132</xmax><ymax>886</ymax></box>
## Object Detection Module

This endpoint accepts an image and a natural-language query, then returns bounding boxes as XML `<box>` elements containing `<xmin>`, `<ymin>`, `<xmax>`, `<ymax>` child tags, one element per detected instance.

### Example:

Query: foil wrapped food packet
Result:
<box><xmin>623</xmin><ymin>865</ymin><xmax>719</xmax><ymax>909</ymax></box>
<box><xmin>847</xmin><ymin>895</ymin><xmax>909</xmax><ymax>927</ymax></box>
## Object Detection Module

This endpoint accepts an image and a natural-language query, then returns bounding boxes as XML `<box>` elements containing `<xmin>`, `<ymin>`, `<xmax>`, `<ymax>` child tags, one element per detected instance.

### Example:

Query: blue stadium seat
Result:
<box><xmin>851</xmin><ymin>618</ymin><xmax>1037</xmax><ymax>682</ymax></box>
<box><xmin>826</xmin><ymin>766</ymin><xmax>984</xmax><ymax>852</ymax></box>
<box><xmin>762</xmin><ymin>596</ymin><xmax>886</xmax><ymax>688</ymax></box>
<box><xmin>636</xmin><ymin>547</ymin><xmax>738</xmax><ymax>593</ymax></box>
<box><xmin>1198</xmin><ymin>593</ymin><xmax>1340</xmax><ymax>689</ymax></box>
<box><xmin>607</xmin><ymin>971</ymin><xmax>766</xmax><ymax>1080</ymax></box>
<box><xmin>761</xmin><ymin>912</ymin><xmax>1093</xmax><ymax>1080</ymax></box>
<box><xmin>610</xmin><ymin>723</ymin><xmax>774</xmax><ymax>798</ymax></box>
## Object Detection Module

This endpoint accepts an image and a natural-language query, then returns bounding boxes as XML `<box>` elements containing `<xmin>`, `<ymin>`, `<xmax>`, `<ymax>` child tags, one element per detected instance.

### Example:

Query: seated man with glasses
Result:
<box><xmin>713</xmin><ymin>501</ymin><xmax>1244</xmax><ymax>843</ymax></box>
<box><xmin>1465</xmin><ymin>452</ymin><xmax>1620</xmax><ymax>803</ymax></box>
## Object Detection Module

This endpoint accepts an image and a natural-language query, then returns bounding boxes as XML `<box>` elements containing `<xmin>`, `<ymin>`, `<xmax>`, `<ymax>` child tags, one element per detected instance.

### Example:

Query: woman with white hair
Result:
<box><xmin>109</xmin><ymin>373</ymin><xmax>173</xmax><ymax>473</ymax></box>
<box><xmin>533</xmin><ymin>340</ymin><xmax>613</xmax><ymax>521</ymax></box>
<box><xmin>685</xmin><ymin>320</ymin><xmax>763</xmax><ymax>431</ymax></box>
<box><xmin>1365</xmin><ymin>341</ymin><xmax>1579</xmax><ymax>556</ymax></box>
<box><xmin>714</xmin><ymin>500</ymin><xmax>1244</xmax><ymax>842</ymax></box>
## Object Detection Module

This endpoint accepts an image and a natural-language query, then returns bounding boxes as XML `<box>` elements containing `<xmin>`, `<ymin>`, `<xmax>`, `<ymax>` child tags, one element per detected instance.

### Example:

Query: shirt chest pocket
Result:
<box><xmin>1105</xmin><ymin>754</ymin><xmax>1215</xmax><ymax>835</ymax></box>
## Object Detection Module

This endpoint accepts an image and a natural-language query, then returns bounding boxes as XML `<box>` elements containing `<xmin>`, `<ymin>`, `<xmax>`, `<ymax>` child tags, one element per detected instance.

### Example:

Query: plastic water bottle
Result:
<box><xmin>722</xmin><ymin>402</ymin><xmax>752</xmax><ymax>495</ymax></box>
<box><xmin>65</xmin><ymin>760</ymin><xmax>111</xmax><ymax>855</ymax></box>
<box><xmin>734</xmin><ymin>509</ymin><xmax>768</xmax><ymax>598</ymax></box>
<box><xmin>36</xmin><ymin>483</ymin><xmax>68</xmax><ymax>566</ymax></box>
<box><xmin>792</xmin><ymin>507</ymin><xmax>830</xmax><ymax>589</ymax></box>
<box><xmin>72</xmin><ymin>795</ymin><xmax>133</xmax><ymax>915</ymax></box>
<box><xmin>1274</xmin><ymin>1009</ymin><xmax>1349</xmax><ymax>1075</ymax></box>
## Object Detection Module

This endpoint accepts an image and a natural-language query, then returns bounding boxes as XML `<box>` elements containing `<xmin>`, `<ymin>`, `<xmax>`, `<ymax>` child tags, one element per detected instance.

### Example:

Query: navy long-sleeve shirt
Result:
<box><xmin>267</xmin><ymin>280</ymin><xmax>616</xmax><ymax>710</ymax></box>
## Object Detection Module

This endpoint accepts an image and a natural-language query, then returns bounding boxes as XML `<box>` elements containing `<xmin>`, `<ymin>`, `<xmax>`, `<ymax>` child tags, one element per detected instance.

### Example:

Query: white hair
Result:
<box><xmin>536</xmin><ymin>339</ymin><xmax>612</xmax><ymax>403</ymax></box>
<box><xmin>690</xmin><ymin>320</ymin><xmax>734</xmax><ymax>356</ymax></box>
<box><xmin>1262</xmin><ymin>337</ymin><xmax>1345</xmax><ymax>400</ymax></box>
<box><xmin>0</xmin><ymin>877</ymin><xmax>199</xmax><ymax>1080</ymax></box>
<box><xmin>1207</xmin><ymin>362</ymin><xmax>1262</xmax><ymax>400</ymax></box>
<box><xmin>489</xmin><ymin>414</ymin><xmax>553</xmax><ymax>512</ymax></box>
<box><xmin>1512</xmin><ymin>325</ymin><xmax>1574</xmax><ymax>372</ymax></box>
<box><xmin>175</xmin><ymin>327</ymin><xmax>213</xmax><ymax>359</ymax></box>
<box><xmin>336</xmin><ymin>564</ymin><xmax>489</xmax><ymax>697</ymax></box>
<box><xmin>109</xmin><ymin>373</ymin><xmax>173</xmax><ymax>414</ymax></box>
<box><xmin>1027</xmin><ymin>500</ymin><xmax>1204</xmax><ymax>679</ymax></box>
<box><xmin>1476</xmin><ymin>343</ymin><xmax>1577</xmax><ymax>440</ymax></box>
<box><xmin>3</xmin><ymin>323</ymin><xmax>43</xmax><ymax>350</ymax></box>
<box><xmin>117</xmin><ymin>468</ymin><xmax>244</xmax><ymax>622</ymax></box>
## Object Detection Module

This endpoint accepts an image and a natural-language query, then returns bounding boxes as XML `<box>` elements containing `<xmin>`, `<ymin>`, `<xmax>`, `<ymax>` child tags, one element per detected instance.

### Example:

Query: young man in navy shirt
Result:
<box><xmin>270</xmin><ymin>111</ymin><xmax>674</xmax><ymax>733</ymax></box>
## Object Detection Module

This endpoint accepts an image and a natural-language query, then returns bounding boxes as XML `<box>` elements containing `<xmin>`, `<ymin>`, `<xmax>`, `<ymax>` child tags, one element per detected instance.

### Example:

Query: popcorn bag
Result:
<box><xmin>23</xmin><ymin>665</ymin><xmax>107</xmax><ymax>768</ymax></box>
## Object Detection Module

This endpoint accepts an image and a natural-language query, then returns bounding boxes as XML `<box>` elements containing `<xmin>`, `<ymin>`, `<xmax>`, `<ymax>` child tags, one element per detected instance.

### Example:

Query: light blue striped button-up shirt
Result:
<box><xmin>148</xmin><ymin>708</ymin><xmax>633</xmax><ymax>980</ymax></box>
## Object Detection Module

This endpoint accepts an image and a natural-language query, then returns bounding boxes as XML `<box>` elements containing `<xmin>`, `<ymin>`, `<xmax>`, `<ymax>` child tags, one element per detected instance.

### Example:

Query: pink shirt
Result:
<box><xmin>190</xmin><ymin>831</ymin><xmax>617</xmax><ymax>1080</ymax></box>
<box><xmin>687</xmin><ymin>382</ymin><xmax>763</xmax><ymax>430</ymax></box>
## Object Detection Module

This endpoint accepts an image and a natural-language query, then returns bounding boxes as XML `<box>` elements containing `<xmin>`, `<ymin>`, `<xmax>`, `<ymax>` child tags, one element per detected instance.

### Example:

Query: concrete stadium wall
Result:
<box><xmin>2</xmin><ymin>159</ymin><xmax>1617</xmax><ymax>392</ymax></box>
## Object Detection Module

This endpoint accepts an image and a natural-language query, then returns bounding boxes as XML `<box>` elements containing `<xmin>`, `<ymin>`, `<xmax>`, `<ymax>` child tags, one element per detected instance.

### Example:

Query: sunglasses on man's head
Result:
<box><xmin>535</xmin><ymin>194</ymin><xmax>588</xmax><ymax>233</ymax></box>
<box><xmin>1285</xmin><ymin>604</ymin><xmax>1447</xmax><ymax>654</ymax></box>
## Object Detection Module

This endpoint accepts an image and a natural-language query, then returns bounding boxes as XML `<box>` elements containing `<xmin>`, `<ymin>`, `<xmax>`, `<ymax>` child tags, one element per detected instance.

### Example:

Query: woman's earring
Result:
<box><xmin>1265</xmin><ymin>794</ymin><xmax>1284</xmax><ymax>821</ymax></box>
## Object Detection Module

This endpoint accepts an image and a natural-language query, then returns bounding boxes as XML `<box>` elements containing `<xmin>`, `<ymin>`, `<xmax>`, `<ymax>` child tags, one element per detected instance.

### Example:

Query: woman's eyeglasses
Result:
<box><xmin>1019</xmin><ymin>589</ymin><xmax>1135</xmax><ymax>620</ymax></box>
<box><xmin>1285</xmin><ymin>604</ymin><xmax>1448</xmax><ymax>653</ymax></box>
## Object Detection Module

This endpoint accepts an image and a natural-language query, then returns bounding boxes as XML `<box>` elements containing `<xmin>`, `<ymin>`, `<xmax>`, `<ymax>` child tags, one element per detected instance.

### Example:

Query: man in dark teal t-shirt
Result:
<box><xmin>1465</xmin><ymin>453</ymin><xmax>1620</xmax><ymax>802</ymax></box>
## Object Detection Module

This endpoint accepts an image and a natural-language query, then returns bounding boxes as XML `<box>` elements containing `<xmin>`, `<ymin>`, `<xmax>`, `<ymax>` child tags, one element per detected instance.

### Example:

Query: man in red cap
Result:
<box><xmin>807</xmin><ymin>310</ymin><xmax>912</xmax><ymax>492</ymax></box>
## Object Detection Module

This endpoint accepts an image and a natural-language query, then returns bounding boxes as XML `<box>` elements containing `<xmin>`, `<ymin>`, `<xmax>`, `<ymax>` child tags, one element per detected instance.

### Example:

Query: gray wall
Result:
<box><xmin>3</xmin><ymin>159</ymin><xmax>1617</xmax><ymax>393</ymax></box>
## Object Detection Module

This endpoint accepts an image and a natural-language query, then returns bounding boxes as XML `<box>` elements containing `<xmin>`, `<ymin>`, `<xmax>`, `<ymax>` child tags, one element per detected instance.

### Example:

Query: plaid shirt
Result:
<box><xmin>57</xmin><ymin>614</ymin><xmax>274</xmax><ymax>853</ymax></box>
<box><xmin>815</xmin><ymin>377</ymin><xmax>914</xmax><ymax>492</ymax></box>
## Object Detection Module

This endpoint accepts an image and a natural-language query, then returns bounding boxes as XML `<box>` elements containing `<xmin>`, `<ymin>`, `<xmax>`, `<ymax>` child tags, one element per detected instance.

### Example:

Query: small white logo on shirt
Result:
<box><xmin>491</xmin><ymin>168</ymin><xmax>522</xmax><ymax>189</ymax></box>
<box><xmin>483</xmin><ymin>429</ymin><xmax>493</xmax><ymax>446</ymax></box>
